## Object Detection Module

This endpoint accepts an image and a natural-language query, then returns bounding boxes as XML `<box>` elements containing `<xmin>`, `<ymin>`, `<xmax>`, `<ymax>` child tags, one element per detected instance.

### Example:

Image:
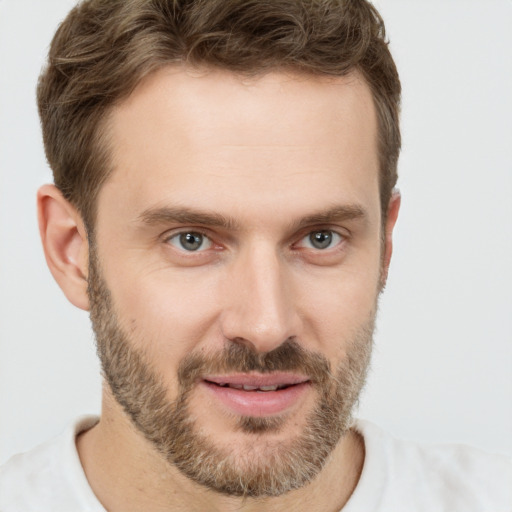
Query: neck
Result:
<box><xmin>77</xmin><ymin>392</ymin><xmax>364</xmax><ymax>512</ymax></box>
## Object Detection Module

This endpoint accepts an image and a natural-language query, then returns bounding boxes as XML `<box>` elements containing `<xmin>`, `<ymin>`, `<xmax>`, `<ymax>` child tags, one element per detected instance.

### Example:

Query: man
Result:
<box><xmin>0</xmin><ymin>0</ymin><xmax>510</xmax><ymax>510</ymax></box>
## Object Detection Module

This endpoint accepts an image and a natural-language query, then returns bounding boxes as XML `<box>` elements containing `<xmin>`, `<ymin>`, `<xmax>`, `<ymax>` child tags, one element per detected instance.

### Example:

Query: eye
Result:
<box><xmin>167</xmin><ymin>231</ymin><xmax>212</xmax><ymax>252</ymax></box>
<box><xmin>301</xmin><ymin>230</ymin><xmax>343</xmax><ymax>250</ymax></box>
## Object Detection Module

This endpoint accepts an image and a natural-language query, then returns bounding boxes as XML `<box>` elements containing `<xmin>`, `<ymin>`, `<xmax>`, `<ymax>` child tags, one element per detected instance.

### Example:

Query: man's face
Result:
<box><xmin>88</xmin><ymin>67</ymin><xmax>385</xmax><ymax>496</ymax></box>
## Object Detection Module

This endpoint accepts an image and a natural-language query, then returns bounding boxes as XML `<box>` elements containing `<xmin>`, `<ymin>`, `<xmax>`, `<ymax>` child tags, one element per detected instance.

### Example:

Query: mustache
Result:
<box><xmin>177</xmin><ymin>339</ymin><xmax>332</xmax><ymax>390</ymax></box>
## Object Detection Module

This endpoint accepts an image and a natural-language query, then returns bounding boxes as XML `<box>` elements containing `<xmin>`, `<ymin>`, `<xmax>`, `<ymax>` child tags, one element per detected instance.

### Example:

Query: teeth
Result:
<box><xmin>240</xmin><ymin>384</ymin><xmax>280</xmax><ymax>391</ymax></box>
<box><xmin>211</xmin><ymin>382</ymin><xmax>286</xmax><ymax>391</ymax></box>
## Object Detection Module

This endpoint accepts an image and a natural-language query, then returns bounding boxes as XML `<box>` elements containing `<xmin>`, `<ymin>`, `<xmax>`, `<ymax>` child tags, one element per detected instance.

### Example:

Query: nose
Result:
<box><xmin>220</xmin><ymin>244</ymin><xmax>300</xmax><ymax>354</ymax></box>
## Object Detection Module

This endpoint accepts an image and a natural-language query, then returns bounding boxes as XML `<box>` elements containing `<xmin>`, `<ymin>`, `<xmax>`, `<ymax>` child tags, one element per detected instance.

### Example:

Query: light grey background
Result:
<box><xmin>1</xmin><ymin>0</ymin><xmax>511</xmax><ymax>464</ymax></box>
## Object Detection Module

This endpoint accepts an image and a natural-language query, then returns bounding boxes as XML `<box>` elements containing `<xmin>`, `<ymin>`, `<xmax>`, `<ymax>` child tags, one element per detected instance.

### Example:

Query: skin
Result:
<box><xmin>38</xmin><ymin>66</ymin><xmax>400</xmax><ymax>511</ymax></box>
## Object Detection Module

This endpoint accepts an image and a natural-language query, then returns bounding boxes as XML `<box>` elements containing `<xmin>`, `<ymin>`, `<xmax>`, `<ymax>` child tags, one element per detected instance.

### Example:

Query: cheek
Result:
<box><xmin>295</xmin><ymin>257</ymin><xmax>381</xmax><ymax>350</ymax></box>
<box><xmin>108</xmin><ymin>266</ymin><xmax>223</xmax><ymax>363</ymax></box>
<box><xmin>100</xmin><ymin>230</ymin><xmax>381</xmax><ymax>371</ymax></box>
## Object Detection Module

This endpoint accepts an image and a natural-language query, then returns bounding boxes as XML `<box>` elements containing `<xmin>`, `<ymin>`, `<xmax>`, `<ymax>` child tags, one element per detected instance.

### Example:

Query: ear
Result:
<box><xmin>37</xmin><ymin>184</ymin><xmax>90</xmax><ymax>311</ymax></box>
<box><xmin>380</xmin><ymin>190</ymin><xmax>401</xmax><ymax>289</ymax></box>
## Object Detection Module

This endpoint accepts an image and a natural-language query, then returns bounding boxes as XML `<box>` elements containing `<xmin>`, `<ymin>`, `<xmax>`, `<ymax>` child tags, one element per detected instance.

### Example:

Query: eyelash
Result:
<box><xmin>164</xmin><ymin>231</ymin><xmax>215</xmax><ymax>253</ymax></box>
<box><xmin>296</xmin><ymin>230</ymin><xmax>344</xmax><ymax>251</ymax></box>
<box><xmin>164</xmin><ymin>228</ymin><xmax>346</xmax><ymax>254</ymax></box>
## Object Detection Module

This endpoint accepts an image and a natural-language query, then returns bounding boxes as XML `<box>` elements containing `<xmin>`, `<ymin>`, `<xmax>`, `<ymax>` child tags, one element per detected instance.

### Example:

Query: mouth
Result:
<box><xmin>200</xmin><ymin>373</ymin><xmax>311</xmax><ymax>417</ymax></box>
<box><xmin>208</xmin><ymin>382</ymin><xmax>295</xmax><ymax>391</ymax></box>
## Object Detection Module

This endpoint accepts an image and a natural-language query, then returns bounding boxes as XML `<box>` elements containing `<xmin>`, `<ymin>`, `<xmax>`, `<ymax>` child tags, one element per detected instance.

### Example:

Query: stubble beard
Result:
<box><xmin>87</xmin><ymin>247</ymin><xmax>376</xmax><ymax>498</ymax></box>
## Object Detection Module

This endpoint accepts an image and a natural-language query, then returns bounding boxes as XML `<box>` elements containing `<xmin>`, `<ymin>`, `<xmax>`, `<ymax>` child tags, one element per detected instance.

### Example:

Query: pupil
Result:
<box><xmin>310</xmin><ymin>230</ymin><xmax>332</xmax><ymax>249</ymax></box>
<box><xmin>180</xmin><ymin>232</ymin><xmax>202</xmax><ymax>251</ymax></box>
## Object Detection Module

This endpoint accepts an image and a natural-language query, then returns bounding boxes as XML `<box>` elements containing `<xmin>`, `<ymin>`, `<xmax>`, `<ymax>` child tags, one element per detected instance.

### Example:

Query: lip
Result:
<box><xmin>201</xmin><ymin>373</ymin><xmax>311</xmax><ymax>417</ymax></box>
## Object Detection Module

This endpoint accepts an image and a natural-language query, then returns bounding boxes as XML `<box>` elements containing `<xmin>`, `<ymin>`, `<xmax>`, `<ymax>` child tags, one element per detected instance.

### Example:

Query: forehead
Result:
<box><xmin>99</xmin><ymin>66</ymin><xmax>380</xmax><ymax>228</ymax></box>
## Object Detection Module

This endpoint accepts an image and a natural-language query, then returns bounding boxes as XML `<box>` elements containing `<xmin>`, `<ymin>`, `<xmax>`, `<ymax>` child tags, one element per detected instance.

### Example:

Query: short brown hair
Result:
<box><xmin>37</xmin><ymin>0</ymin><xmax>401</xmax><ymax>230</ymax></box>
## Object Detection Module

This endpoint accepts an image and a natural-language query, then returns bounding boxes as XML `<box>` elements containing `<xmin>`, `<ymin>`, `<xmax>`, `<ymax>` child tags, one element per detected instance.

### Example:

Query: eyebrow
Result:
<box><xmin>138</xmin><ymin>206</ymin><xmax>239</xmax><ymax>230</ymax></box>
<box><xmin>137</xmin><ymin>204</ymin><xmax>367</xmax><ymax>231</ymax></box>
<box><xmin>288</xmin><ymin>204</ymin><xmax>367</xmax><ymax>231</ymax></box>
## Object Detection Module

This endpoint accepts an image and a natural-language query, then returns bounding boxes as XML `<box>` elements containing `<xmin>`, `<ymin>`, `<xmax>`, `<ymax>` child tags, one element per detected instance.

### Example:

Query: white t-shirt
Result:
<box><xmin>1</xmin><ymin>416</ymin><xmax>510</xmax><ymax>511</ymax></box>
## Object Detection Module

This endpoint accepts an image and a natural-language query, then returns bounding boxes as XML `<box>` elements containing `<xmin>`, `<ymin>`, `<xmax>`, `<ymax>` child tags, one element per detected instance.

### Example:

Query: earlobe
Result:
<box><xmin>37</xmin><ymin>184</ymin><xmax>90</xmax><ymax>311</ymax></box>
<box><xmin>380</xmin><ymin>189</ymin><xmax>401</xmax><ymax>289</ymax></box>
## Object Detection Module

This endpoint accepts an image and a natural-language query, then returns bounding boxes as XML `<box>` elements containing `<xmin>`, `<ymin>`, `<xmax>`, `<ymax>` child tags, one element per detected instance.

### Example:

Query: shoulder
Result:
<box><xmin>0</xmin><ymin>416</ymin><xmax>103</xmax><ymax>512</ymax></box>
<box><xmin>344</xmin><ymin>420</ymin><xmax>512</xmax><ymax>512</ymax></box>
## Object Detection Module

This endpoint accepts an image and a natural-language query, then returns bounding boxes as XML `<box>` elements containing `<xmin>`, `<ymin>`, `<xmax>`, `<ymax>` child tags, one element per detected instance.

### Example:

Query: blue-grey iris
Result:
<box><xmin>309</xmin><ymin>230</ymin><xmax>333</xmax><ymax>249</ymax></box>
<box><xmin>180</xmin><ymin>232</ymin><xmax>203</xmax><ymax>251</ymax></box>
